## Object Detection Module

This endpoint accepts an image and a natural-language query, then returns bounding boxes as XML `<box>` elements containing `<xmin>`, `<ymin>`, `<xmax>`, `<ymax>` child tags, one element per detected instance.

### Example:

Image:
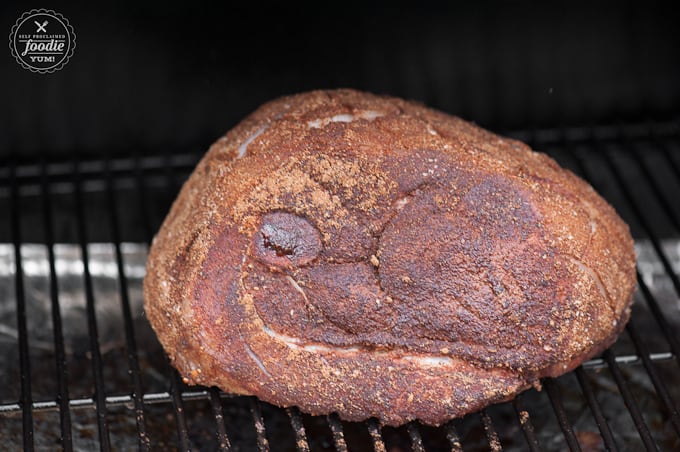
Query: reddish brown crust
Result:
<box><xmin>143</xmin><ymin>89</ymin><xmax>636</xmax><ymax>426</ymax></box>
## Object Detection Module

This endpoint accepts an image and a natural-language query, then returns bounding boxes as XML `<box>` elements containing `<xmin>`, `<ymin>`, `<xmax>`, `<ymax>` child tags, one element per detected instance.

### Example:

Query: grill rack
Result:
<box><xmin>0</xmin><ymin>120</ymin><xmax>679</xmax><ymax>451</ymax></box>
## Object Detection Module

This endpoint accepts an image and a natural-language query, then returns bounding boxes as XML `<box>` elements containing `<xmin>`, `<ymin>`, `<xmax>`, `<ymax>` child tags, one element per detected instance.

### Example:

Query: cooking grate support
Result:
<box><xmin>512</xmin><ymin>395</ymin><xmax>541</xmax><ymax>452</ymax></box>
<box><xmin>209</xmin><ymin>386</ymin><xmax>231</xmax><ymax>450</ymax></box>
<box><xmin>0</xmin><ymin>121</ymin><xmax>679</xmax><ymax>450</ymax></box>
<box><xmin>103</xmin><ymin>157</ymin><xmax>150</xmax><ymax>450</ymax></box>
<box><xmin>73</xmin><ymin>159</ymin><xmax>112</xmax><ymax>451</ymax></box>
<box><xmin>250</xmin><ymin>396</ymin><xmax>270</xmax><ymax>451</ymax></box>
<box><xmin>9</xmin><ymin>161</ymin><xmax>34</xmax><ymax>451</ymax></box>
<box><xmin>573</xmin><ymin>366</ymin><xmax>618</xmax><ymax>451</ymax></box>
<box><xmin>544</xmin><ymin>379</ymin><xmax>581</xmax><ymax>452</ymax></box>
<box><xmin>39</xmin><ymin>159</ymin><xmax>73</xmax><ymax>452</ymax></box>
<box><xmin>327</xmin><ymin>413</ymin><xmax>348</xmax><ymax>451</ymax></box>
<box><xmin>406</xmin><ymin>422</ymin><xmax>425</xmax><ymax>452</ymax></box>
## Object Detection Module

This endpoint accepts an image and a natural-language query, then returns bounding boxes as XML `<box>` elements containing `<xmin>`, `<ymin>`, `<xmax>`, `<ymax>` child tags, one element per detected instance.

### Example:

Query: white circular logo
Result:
<box><xmin>9</xmin><ymin>9</ymin><xmax>76</xmax><ymax>74</ymax></box>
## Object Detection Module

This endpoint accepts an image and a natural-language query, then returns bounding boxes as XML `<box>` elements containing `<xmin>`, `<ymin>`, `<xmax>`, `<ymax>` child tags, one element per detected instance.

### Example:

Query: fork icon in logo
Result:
<box><xmin>35</xmin><ymin>20</ymin><xmax>48</xmax><ymax>32</ymax></box>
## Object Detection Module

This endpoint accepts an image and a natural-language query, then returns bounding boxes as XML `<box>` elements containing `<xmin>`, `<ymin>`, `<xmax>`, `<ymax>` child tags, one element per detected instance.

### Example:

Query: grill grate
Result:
<box><xmin>0</xmin><ymin>121</ymin><xmax>679</xmax><ymax>450</ymax></box>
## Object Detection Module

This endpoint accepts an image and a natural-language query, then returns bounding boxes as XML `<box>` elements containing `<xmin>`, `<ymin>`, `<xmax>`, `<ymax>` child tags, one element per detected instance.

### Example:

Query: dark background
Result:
<box><xmin>1</xmin><ymin>0</ymin><xmax>679</xmax><ymax>158</ymax></box>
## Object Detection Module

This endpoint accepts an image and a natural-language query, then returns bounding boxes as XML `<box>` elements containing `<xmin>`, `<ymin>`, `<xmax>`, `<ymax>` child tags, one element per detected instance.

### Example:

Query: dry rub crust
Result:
<box><xmin>143</xmin><ymin>89</ymin><xmax>636</xmax><ymax>426</ymax></box>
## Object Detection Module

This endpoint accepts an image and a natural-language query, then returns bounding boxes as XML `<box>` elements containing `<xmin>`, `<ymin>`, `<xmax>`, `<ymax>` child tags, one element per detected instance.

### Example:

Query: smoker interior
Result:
<box><xmin>2</xmin><ymin>1</ymin><xmax>680</xmax><ymax>451</ymax></box>
<box><xmin>0</xmin><ymin>122</ymin><xmax>679</xmax><ymax>451</ymax></box>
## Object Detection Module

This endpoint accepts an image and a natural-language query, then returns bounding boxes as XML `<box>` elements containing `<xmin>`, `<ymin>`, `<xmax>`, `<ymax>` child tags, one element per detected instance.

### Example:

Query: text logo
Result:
<box><xmin>9</xmin><ymin>9</ymin><xmax>76</xmax><ymax>74</ymax></box>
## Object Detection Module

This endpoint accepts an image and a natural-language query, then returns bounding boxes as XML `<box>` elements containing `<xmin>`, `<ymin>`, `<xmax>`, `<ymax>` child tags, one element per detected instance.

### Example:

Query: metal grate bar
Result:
<box><xmin>512</xmin><ymin>395</ymin><xmax>542</xmax><ymax>452</ymax></box>
<box><xmin>249</xmin><ymin>398</ymin><xmax>269</xmax><ymax>452</ymax></box>
<box><xmin>625</xmin><ymin>322</ymin><xmax>680</xmax><ymax>437</ymax></box>
<box><xmin>406</xmin><ymin>422</ymin><xmax>425</xmax><ymax>452</ymax></box>
<box><xmin>0</xmin><ymin>390</ymin><xmax>220</xmax><ymax>413</ymax></box>
<box><xmin>169</xmin><ymin>374</ymin><xmax>191</xmax><ymax>450</ymax></box>
<box><xmin>0</xmin><ymin>153</ymin><xmax>200</xmax><ymax>192</ymax></box>
<box><xmin>73</xmin><ymin>159</ymin><xmax>111</xmax><ymax>451</ymax></box>
<box><xmin>573</xmin><ymin>367</ymin><xmax>619</xmax><ymax>452</ymax></box>
<box><xmin>444</xmin><ymin>421</ymin><xmax>463</xmax><ymax>452</ymax></box>
<box><xmin>9</xmin><ymin>161</ymin><xmax>35</xmax><ymax>451</ymax></box>
<box><xmin>0</xmin><ymin>348</ymin><xmax>667</xmax><ymax>415</ymax></box>
<box><xmin>544</xmin><ymin>379</ymin><xmax>581</xmax><ymax>452</ymax></box>
<box><xmin>603</xmin><ymin>350</ymin><xmax>659</xmax><ymax>451</ymax></box>
<box><xmin>286</xmin><ymin>406</ymin><xmax>310</xmax><ymax>452</ymax></box>
<box><xmin>366</xmin><ymin>419</ymin><xmax>386</xmax><ymax>452</ymax></box>
<box><xmin>480</xmin><ymin>409</ymin><xmax>503</xmax><ymax>451</ymax></box>
<box><xmin>636</xmin><ymin>271</ymin><xmax>680</xmax><ymax>364</ymax></box>
<box><xmin>581</xmin><ymin>352</ymin><xmax>673</xmax><ymax>369</ymax></box>
<box><xmin>325</xmin><ymin>413</ymin><xmax>348</xmax><ymax>452</ymax></box>
<box><xmin>39</xmin><ymin>160</ymin><xmax>73</xmax><ymax>451</ymax></box>
<box><xmin>103</xmin><ymin>157</ymin><xmax>150</xmax><ymax>451</ymax></box>
<box><xmin>209</xmin><ymin>387</ymin><xmax>231</xmax><ymax>450</ymax></box>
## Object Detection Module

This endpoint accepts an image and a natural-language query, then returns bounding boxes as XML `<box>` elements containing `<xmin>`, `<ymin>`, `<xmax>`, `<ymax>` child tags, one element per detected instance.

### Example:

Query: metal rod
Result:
<box><xmin>406</xmin><ymin>422</ymin><xmax>425</xmax><ymax>452</ymax></box>
<box><xmin>9</xmin><ymin>161</ymin><xmax>34</xmax><ymax>451</ymax></box>
<box><xmin>103</xmin><ymin>156</ymin><xmax>150</xmax><ymax>451</ymax></box>
<box><xmin>573</xmin><ymin>367</ymin><xmax>619</xmax><ymax>452</ymax></box>
<box><xmin>326</xmin><ymin>413</ymin><xmax>348</xmax><ymax>452</ymax></box>
<box><xmin>581</xmin><ymin>352</ymin><xmax>673</xmax><ymax>369</ymax></box>
<box><xmin>72</xmin><ymin>158</ymin><xmax>112</xmax><ymax>451</ymax></box>
<box><xmin>603</xmin><ymin>350</ymin><xmax>660</xmax><ymax>451</ymax></box>
<box><xmin>209</xmin><ymin>387</ymin><xmax>231</xmax><ymax>451</ymax></box>
<box><xmin>39</xmin><ymin>159</ymin><xmax>73</xmax><ymax>452</ymax></box>
<box><xmin>544</xmin><ymin>379</ymin><xmax>582</xmax><ymax>452</ymax></box>
<box><xmin>0</xmin><ymin>389</ymin><xmax>224</xmax><ymax>413</ymax></box>
<box><xmin>366</xmin><ymin>419</ymin><xmax>386</xmax><ymax>452</ymax></box>
<box><xmin>286</xmin><ymin>406</ymin><xmax>310</xmax><ymax>452</ymax></box>
<box><xmin>249</xmin><ymin>398</ymin><xmax>269</xmax><ymax>452</ymax></box>
<box><xmin>169</xmin><ymin>374</ymin><xmax>191</xmax><ymax>451</ymax></box>
<box><xmin>480</xmin><ymin>409</ymin><xmax>503</xmax><ymax>452</ymax></box>
<box><xmin>0</xmin><ymin>153</ymin><xmax>199</xmax><ymax>186</ymax></box>
<box><xmin>512</xmin><ymin>395</ymin><xmax>542</xmax><ymax>452</ymax></box>
<box><xmin>444</xmin><ymin>421</ymin><xmax>463</xmax><ymax>452</ymax></box>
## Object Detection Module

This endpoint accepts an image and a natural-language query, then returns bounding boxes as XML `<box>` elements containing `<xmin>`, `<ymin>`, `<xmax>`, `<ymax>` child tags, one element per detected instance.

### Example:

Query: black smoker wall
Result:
<box><xmin>1</xmin><ymin>1</ymin><xmax>679</xmax><ymax>158</ymax></box>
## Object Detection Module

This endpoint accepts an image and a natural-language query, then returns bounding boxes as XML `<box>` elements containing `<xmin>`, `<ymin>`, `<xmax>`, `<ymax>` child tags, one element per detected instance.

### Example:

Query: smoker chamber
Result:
<box><xmin>0</xmin><ymin>120</ymin><xmax>679</xmax><ymax>451</ymax></box>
